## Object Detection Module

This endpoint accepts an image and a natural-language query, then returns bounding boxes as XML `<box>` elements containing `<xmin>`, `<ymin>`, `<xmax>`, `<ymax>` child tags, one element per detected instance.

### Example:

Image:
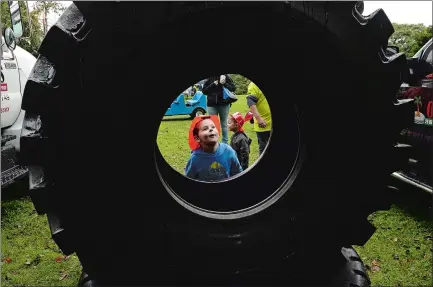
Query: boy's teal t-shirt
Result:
<box><xmin>185</xmin><ymin>143</ymin><xmax>243</xmax><ymax>181</ymax></box>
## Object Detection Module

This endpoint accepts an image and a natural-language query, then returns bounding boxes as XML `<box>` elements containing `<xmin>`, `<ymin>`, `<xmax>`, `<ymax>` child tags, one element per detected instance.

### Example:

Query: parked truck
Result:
<box><xmin>1</xmin><ymin>1</ymin><xmax>37</xmax><ymax>191</ymax></box>
<box><xmin>394</xmin><ymin>38</ymin><xmax>433</xmax><ymax>190</ymax></box>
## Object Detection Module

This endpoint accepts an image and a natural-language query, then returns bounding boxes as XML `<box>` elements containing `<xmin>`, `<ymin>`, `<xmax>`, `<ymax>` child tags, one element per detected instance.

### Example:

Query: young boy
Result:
<box><xmin>228</xmin><ymin>112</ymin><xmax>253</xmax><ymax>171</ymax></box>
<box><xmin>185</xmin><ymin>116</ymin><xmax>243</xmax><ymax>181</ymax></box>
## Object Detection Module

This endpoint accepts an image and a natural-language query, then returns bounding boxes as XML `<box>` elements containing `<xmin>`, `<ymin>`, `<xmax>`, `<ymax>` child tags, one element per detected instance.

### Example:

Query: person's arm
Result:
<box><xmin>237</xmin><ymin>137</ymin><xmax>250</xmax><ymax>171</ymax></box>
<box><xmin>185</xmin><ymin>156</ymin><xmax>197</xmax><ymax>179</ymax></box>
<box><xmin>223</xmin><ymin>74</ymin><xmax>236</xmax><ymax>92</ymax></box>
<box><xmin>247</xmin><ymin>96</ymin><xmax>260</xmax><ymax>118</ymax></box>
<box><xmin>247</xmin><ymin>95</ymin><xmax>267</xmax><ymax>128</ymax></box>
<box><xmin>202</xmin><ymin>78</ymin><xmax>217</xmax><ymax>95</ymax></box>
<box><xmin>230</xmin><ymin>149</ymin><xmax>243</xmax><ymax>176</ymax></box>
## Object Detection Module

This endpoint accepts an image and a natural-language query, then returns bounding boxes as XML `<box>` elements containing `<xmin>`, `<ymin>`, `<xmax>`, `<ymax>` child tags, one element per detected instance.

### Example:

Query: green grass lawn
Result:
<box><xmin>354</xmin><ymin>205</ymin><xmax>432</xmax><ymax>286</ymax></box>
<box><xmin>1</xmin><ymin>199</ymin><xmax>82</xmax><ymax>286</ymax></box>
<box><xmin>1</xmin><ymin>95</ymin><xmax>432</xmax><ymax>286</ymax></box>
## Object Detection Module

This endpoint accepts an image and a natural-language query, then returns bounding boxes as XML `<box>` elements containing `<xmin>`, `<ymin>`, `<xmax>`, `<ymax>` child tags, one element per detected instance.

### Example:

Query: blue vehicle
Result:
<box><xmin>164</xmin><ymin>90</ymin><xmax>207</xmax><ymax>119</ymax></box>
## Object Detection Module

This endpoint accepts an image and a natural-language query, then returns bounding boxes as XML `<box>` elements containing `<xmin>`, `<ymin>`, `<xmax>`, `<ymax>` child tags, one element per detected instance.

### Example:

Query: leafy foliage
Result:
<box><xmin>1</xmin><ymin>2</ymin><xmax>42</xmax><ymax>56</ymax></box>
<box><xmin>1</xmin><ymin>1</ymin><xmax>65</xmax><ymax>57</ymax></box>
<box><xmin>32</xmin><ymin>1</ymin><xmax>65</xmax><ymax>35</ymax></box>
<box><xmin>32</xmin><ymin>1</ymin><xmax>65</xmax><ymax>16</ymax></box>
<box><xmin>412</xmin><ymin>25</ymin><xmax>432</xmax><ymax>55</ymax></box>
<box><xmin>230</xmin><ymin>74</ymin><xmax>251</xmax><ymax>95</ymax></box>
<box><xmin>389</xmin><ymin>23</ymin><xmax>432</xmax><ymax>57</ymax></box>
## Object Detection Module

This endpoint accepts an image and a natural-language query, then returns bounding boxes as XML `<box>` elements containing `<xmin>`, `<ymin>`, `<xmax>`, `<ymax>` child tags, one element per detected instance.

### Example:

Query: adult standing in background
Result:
<box><xmin>246</xmin><ymin>81</ymin><xmax>272</xmax><ymax>155</ymax></box>
<box><xmin>202</xmin><ymin>74</ymin><xmax>236</xmax><ymax>144</ymax></box>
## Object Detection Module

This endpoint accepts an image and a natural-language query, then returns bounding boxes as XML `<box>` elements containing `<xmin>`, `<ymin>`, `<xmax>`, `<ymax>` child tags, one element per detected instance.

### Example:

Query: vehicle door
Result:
<box><xmin>1</xmin><ymin>39</ymin><xmax>22</xmax><ymax>128</ymax></box>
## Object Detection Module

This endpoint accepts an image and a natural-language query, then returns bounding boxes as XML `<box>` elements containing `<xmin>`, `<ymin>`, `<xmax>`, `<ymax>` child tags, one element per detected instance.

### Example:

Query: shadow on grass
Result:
<box><xmin>1</xmin><ymin>178</ymin><xmax>29</xmax><ymax>201</ymax></box>
<box><xmin>390</xmin><ymin>182</ymin><xmax>432</xmax><ymax>224</ymax></box>
<box><xmin>1</xmin><ymin>197</ymin><xmax>35</xmax><ymax>228</ymax></box>
<box><xmin>394</xmin><ymin>193</ymin><xmax>432</xmax><ymax>225</ymax></box>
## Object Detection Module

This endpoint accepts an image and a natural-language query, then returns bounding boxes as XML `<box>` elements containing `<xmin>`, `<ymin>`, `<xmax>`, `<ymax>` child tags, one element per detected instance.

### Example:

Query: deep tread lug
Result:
<box><xmin>19</xmin><ymin>133</ymin><xmax>50</xmax><ymax>166</ymax></box>
<box><xmin>47</xmin><ymin>212</ymin><xmax>75</xmax><ymax>255</ymax></box>
<box><xmin>29</xmin><ymin>181</ymin><xmax>53</xmax><ymax>215</ymax></box>
<box><xmin>363</xmin><ymin>8</ymin><xmax>394</xmax><ymax>48</ymax></box>
<box><xmin>22</xmin><ymin>56</ymin><xmax>58</xmax><ymax>113</ymax></box>
<box><xmin>38</xmin><ymin>26</ymin><xmax>80</xmax><ymax>68</ymax></box>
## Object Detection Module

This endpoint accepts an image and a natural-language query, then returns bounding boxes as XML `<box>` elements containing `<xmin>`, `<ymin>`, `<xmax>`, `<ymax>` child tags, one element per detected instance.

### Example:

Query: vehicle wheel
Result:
<box><xmin>332</xmin><ymin>247</ymin><xmax>371</xmax><ymax>287</ymax></box>
<box><xmin>78</xmin><ymin>272</ymin><xmax>96</xmax><ymax>287</ymax></box>
<box><xmin>191</xmin><ymin>107</ymin><xmax>206</xmax><ymax>119</ymax></box>
<box><xmin>20</xmin><ymin>2</ymin><xmax>412</xmax><ymax>285</ymax></box>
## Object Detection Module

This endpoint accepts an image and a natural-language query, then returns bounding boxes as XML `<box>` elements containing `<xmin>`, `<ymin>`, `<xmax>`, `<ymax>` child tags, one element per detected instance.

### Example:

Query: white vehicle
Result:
<box><xmin>1</xmin><ymin>2</ymin><xmax>36</xmax><ymax>189</ymax></box>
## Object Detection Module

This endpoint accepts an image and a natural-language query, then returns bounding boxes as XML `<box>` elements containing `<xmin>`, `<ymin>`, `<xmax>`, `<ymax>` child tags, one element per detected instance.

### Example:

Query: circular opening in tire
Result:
<box><xmin>156</xmin><ymin>75</ymin><xmax>302</xmax><ymax>218</ymax></box>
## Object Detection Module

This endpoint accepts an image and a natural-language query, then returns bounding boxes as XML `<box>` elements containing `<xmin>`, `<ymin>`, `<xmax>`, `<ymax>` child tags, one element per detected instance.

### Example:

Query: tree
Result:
<box><xmin>32</xmin><ymin>1</ymin><xmax>66</xmax><ymax>36</ymax></box>
<box><xmin>389</xmin><ymin>23</ymin><xmax>433</xmax><ymax>57</ymax></box>
<box><xmin>1</xmin><ymin>1</ymin><xmax>66</xmax><ymax>57</ymax></box>
<box><xmin>230</xmin><ymin>74</ymin><xmax>251</xmax><ymax>95</ymax></box>
<box><xmin>1</xmin><ymin>1</ymin><xmax>44</xmax><ymax>56</ymax></box>
<box><xmin>412</xmin><ymin>25</ymin><xmax>432</xmax><ymax>55</ymax></box>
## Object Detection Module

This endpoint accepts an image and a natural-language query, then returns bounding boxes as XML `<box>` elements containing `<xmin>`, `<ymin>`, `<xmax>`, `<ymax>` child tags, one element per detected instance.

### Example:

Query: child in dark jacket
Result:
<box><xmin>228</xmin><ymin>112</ymin><xmax>253</xmax><ymax>171</ymax></box>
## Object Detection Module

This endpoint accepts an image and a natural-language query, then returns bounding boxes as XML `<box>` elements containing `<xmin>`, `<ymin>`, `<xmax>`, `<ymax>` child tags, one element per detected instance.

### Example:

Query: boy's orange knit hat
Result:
<box><xmin>188</xmin><ymin>115</ymin><xmax>221</xmax><ymax>151</ymax></box>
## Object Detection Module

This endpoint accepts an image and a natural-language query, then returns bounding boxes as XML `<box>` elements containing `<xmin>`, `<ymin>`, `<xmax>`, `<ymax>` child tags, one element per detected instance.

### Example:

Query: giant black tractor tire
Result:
<box><xmin>19</xmin><ymin>1</ymin><xmax>413</xmax><ymax>286</ymax></box>
<box><xmin>77</xmin><ymin>246</ymin><xmax>371</xmax><ymax>287</ymax></box>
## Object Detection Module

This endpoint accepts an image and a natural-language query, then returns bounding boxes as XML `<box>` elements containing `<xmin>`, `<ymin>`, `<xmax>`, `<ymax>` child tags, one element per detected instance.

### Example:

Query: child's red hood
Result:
<box><xmin>188</xmin><ymin>115</ymin><xmax>221</xmax><ymax>151</ymax></box>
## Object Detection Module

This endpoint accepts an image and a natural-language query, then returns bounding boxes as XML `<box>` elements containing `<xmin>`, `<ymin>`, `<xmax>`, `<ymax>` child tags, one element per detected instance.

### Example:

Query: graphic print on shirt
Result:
<box><xmin>202</xmin><ymin>161</ymin><xmax>227</xmax><ymax>181</ymax></box>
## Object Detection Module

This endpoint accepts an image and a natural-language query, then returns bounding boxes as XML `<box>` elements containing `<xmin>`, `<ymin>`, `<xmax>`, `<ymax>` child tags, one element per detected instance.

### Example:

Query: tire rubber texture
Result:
<box><xmin>20</xmin><ymin>1</ymin><xmax>412</xmax><ymax>286</ymax></box>
<box><xmin>335</xmin><ymin>246</ymin><xmax>371</xmax><ymax>287</ymax></box>
<box><xmin>76</xmin><ymin>246</ymin><xmax>371</xmax><ymax>287</ymax></box>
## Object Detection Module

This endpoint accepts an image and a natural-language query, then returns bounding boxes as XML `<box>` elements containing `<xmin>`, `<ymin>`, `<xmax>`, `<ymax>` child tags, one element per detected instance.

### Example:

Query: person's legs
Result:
<box><xmin>207</xmin><ymin>105</ymin><xmax>229</xmax><ymax>144</ymax></box>
<box><xmin>207</xmin><ymin>106</ymin><xmax>218</xmax><ymax>116</ymax></box>
<box><xmin>256</xmin><ymin>131</ymin><xmax>271</xmax><ymax>155</ymax></box>
<box><xmin>219</xmin><ymin>104</ymin><xmax>230</xmax><ymax>144</ymax></box>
